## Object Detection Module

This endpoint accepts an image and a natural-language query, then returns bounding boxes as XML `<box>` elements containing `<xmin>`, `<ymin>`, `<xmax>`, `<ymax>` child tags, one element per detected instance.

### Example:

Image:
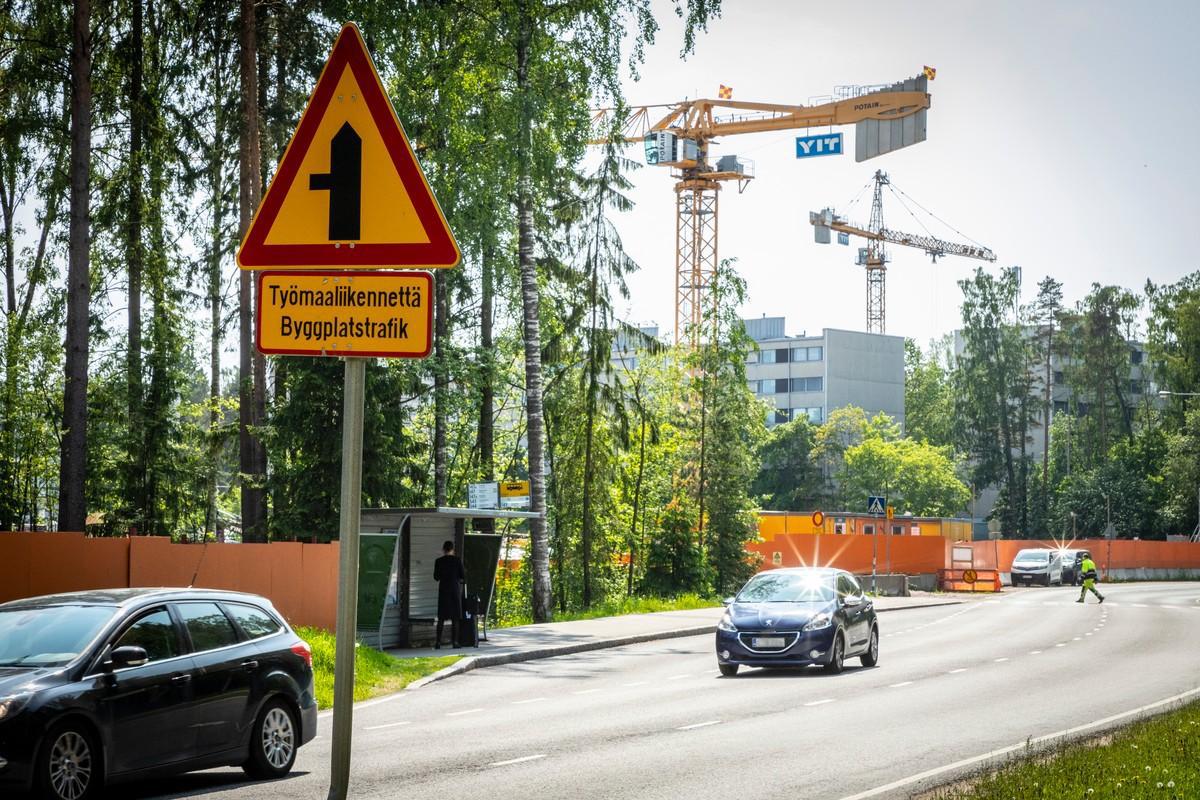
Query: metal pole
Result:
<box><xmin>328</xmin><ymin>357</ymin><xmax>366</xmax><ymax>800</ymax></box>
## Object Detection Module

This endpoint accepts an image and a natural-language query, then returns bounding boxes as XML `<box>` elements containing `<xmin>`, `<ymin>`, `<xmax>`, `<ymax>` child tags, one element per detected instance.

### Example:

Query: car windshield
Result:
<box><xmin>736</xmin><ymin>572</ymin><xmax>836</xmax><ymax>603</ymax></box>
<box><xmin>1015</xmin><ymin>551</ymin><xmax>1049</xmax><ymax>563</ymax></box>
<box><xmin>0</xmin><ymin>605</ymin><xmax>118</xmax><ymax>667</ymax></box>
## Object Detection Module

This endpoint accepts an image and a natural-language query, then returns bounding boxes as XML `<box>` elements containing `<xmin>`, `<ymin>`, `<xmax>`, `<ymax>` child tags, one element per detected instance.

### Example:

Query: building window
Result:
<box><xmin>864</xmin><ymin>524</ymin><xmax>875</xmax><ymax>535</ymax></box>
<box><xmin>790</xmin><ymin>346</ymin><xmax>824</xmax><ymax>362</ymax></box>
<box><xmin>808</xmin><ymin>346</ymin><xmax>823</xmax><ymax>362</ymax></box>
<box><xmin>1130</xmin><ymin>380</ymin><xmax>1144</xmax><ymax>395</ymax></box>
<box><xmin>776</xmin><ymin>348</ymin><xmax>790</xmax><ymax>363</ymax></box>
<box><xmin>1078</xmin><ymin>401</ymin><xmax>1091</xmax><ymax>415</ymax></box>
<box><xmin>774</xmin><ymin>409</ymin><xmax>791</xmax><ymax>425</ymax></box>
<box><xmin>746</xmin><ymin>351</ymin><xmax>758</xmax><ymax>364</ymax></box>
<box><xmin>892</xmin><ymin>525</ymin><xmax>903</xmax><ymax>535</ymax></box>
<box><xmin>760</xmin><ymin>349</ymin><xmax>777</xmax><ymax>364</ymax></box>
<box><xmin>1131</xmin><ymin>349</ymin><xmax>1143</xmax><ymax>365</ymax></box>
<box><xmin>1053</xmin><ymin>370</ymin><xmax>1064</xmax><ymax>385</ymax></box>
<box><xmin>789</xmin><ymin>376</ymin><xmax>823</xmax><ymax>393</ymax></box>
<box><xmin>774</xmin><ymin>378</ymin><xmax>789</xmax><ymax>394</ymax></box>
<box><xmin>791</xmin><ymin>407</ymin><xmax>823</xmax><ymax>423</ymax></box>
<box><xmin>1053</xmin><ymin>400</ymin><xmax>1068</xmax><ymax>414</ymax></box>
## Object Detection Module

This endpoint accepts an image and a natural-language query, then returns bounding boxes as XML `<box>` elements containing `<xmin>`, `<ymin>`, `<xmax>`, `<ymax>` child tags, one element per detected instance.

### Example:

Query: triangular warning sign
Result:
<box><xmin>238</xmin><ymin>23</ymin><xmax>459</xmax><ymax>270</ymax></box>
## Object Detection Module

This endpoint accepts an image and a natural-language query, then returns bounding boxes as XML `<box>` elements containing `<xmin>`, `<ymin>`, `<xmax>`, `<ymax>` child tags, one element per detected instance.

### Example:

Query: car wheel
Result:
<box><xmin>824</xmin><ymin>631</ymin><xmax>845</xmax><ymax>675</ymax></box>
<box><xmin>243</xmin><ymin>699</ymin><xmax>299</xmax><ymax>780</ymax></box>
<box><xmin>718</xmin><ymin>663</ymin><xmax>739</xmax><ymax>677</ymax></box>
<box><xmin>37</xmin><ymin>720</ymin><xmax>101</xmax><ymax>800</ymax></box>
<box><xmin>860</xmin><ymin>626</ymin><xmax>880</xmax><ymax>668</ymax></box>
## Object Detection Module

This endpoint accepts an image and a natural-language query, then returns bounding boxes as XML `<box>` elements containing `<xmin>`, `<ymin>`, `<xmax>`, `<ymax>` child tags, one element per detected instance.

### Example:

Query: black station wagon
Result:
<box><xmin>0</xmin><ymin>588</ymin><xmax>317</xmax><ymax>799</ymax></box>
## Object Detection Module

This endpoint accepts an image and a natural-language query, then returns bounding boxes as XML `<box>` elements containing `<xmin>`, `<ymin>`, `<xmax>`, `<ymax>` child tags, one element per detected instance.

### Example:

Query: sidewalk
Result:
<box><xmin>391</xmin><ymin>592</ymin><xmax>971</xmax><ymax>689</ymax></box>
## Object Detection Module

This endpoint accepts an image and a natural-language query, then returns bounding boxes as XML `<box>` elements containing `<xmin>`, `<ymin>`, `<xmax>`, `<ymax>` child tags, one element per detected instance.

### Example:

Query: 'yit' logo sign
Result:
<box><xmin>237</xmin><ymin>23</ymin><xmax>460</xmax><ymax>270</ymax></box>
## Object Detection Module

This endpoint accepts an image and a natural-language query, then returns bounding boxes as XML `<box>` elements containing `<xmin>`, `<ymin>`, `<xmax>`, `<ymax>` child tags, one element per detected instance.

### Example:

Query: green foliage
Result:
<box><xmin>641</xmin><ymin>501</ymin><xmax>709</xmax><ymax>596</ymax></box>
<box><xmin>904</xmin><ymin>337</ymin><xmax>955</xmax><ymax>449</ymax></box>
<box><xmin>839</xmin><ymin>436</ymin><xmax>970</xmax><ymax>517</ymax></box>
<box><xmin>293</xmin><ymin>626</ymin><xmax>459</xmax><ymax>709</ymax></box>
<box><xmin>932</xmin><ymin>700</ymin><xmax>1200</xmax><ymax>800</ymax></box>
<box><xmin>753</xmin><ymin>418</ymin><xmax>821</xmax><ymax>511</ymax></box>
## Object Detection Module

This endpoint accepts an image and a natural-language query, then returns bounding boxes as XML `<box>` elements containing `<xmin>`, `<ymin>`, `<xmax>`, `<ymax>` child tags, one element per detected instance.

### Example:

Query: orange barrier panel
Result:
<box><xmin>747</xmin><ymin>533</ymin><xmax>950</xmax><ymax>575</ymax></box>
<box><xmin>938</xmin><ymin>568</ymin><xmax>1002</xmax><ymax>593</ymax></box>
<box><xmin>1</xmin><ymin>533</ymin><xmax>339</xmax><ymax>631</ymax></box>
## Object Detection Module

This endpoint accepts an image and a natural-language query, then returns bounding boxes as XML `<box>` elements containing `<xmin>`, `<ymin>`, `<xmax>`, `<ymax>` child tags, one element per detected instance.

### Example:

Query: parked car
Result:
<box><xmin>1059</xmin><ymin>549</ymin><xmax>1091</xmax><ymax>585</ymax></box>
<box><xmin>1010</xmin><ymin>548</ymin><xmax>1063</xmax><ymax>586</ymax></box>
<box><xmin>715</xmin><ymin>567</ymin><xmax>879</xmax><ymax>677</ymax></box>
<box><xmin>0</xmin><ymin>588</ymin><xmax>317</xmax><ymax>800</ymax></box>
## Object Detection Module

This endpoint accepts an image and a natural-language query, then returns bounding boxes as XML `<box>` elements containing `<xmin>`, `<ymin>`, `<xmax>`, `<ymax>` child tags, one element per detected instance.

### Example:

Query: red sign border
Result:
<box><xmin>255</xmin><ymin>270</ymin><xmax>434</xmax><ymax>358</ymax></box>
<box><xmin>237</xmin><ymin>23</ymin><xmax>460</xmax><ymax>269</ymax></box>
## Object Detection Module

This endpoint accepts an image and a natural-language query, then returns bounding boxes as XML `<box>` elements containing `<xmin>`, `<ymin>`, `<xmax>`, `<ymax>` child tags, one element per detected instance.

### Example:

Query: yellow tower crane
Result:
<box><xmin>810</xmin><ymin>170</ymin><xmax>997</xmax><ymax>333</ymax></box>
<box><xmin>591</xmin><ymin>73</ymin><xmax>932</xmax><ymax>344</ymax></box>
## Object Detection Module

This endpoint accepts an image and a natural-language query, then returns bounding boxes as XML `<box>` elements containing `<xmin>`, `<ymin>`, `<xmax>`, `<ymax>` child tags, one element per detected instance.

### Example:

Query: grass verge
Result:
<box><xmin>493</xmin><ymin>593</ymin><xmax>719</xmax><ymax>628</ymax></box>
<box><xmin>926</xmin><ymin>700</ymin><xmax>1200</xmax><ymax>799</ymax></box>
<box><xmin>294</xmin><ymin>626</ymin><xmax>460</xmax><ymax>710</ymax></box>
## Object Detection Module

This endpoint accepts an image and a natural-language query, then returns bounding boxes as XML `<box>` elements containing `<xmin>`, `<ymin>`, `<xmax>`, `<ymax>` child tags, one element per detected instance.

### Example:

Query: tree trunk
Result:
<box><xmin>206</xmin><ymin>19</ymin><xmax>226</xmax><ymax>540</ymax></box>
<box><xmin>478</xmin><ymin>243</ymin><xmax>495</xmax><ymax>482</ymax></box>
<box><xmin>434</xmin><ymin>268</ymin><xmax>448</xmax><ymax>506</ymax></box>
<box><xmin>516</xmin><ymin>7</ymin><xmax>553</xmax><ymax>622</ymax></box>
<box><xmin>59</xmin><ymin>0</ymin><xmax>92</xmax><ymax>533</ymax></box>
<box><xmin>1042</xmin><ymin>326</ymin><xmax>1051</xmax><ymax>528</ymax></box>
<box><xmin>238</xmin><ymin>0</ymin><xmax>265</xmax><ymax>542</ymax></box>
<box><xmin>627</xmin><ymin>404</ymin><xmax>647</xmax><ymax>597</ymax></box>
<box><xmin>0</xmin><ymin>146</ymin><xmax>16</xmax><ymax>529</ymax></box>
<box><xmin>125</xmin><ymin>0</ymin><xmax>145</xmax><ymax>532</ymax></box>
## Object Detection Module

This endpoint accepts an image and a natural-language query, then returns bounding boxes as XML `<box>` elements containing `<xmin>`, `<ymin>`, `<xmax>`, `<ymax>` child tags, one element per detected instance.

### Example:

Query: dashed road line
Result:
<box><xmin>804</xmin><ymin>698</ymin><xmax>836</xmax><ymax>706</ymax></box>
<box><xmin>677</xmin><ymin>720</ymin><xmax>722</xmax><ymax>731</ymax></box>
<box><xmin>490</xmin><ymin>754</ymin><xmax>546</xmax><ymax>767</ymax></box>
<box><xmin>994</xmin><ymin>657</ymin><xmax>1009</xmax><ymax>663</ymax></box>
<box><xmin>572</xmin><ymin>688</ymin><xmax>602</xmax><ymax>696</ymax></box>
<box><xmin>512</xmin><ymin>697</ymin><xmax>546</xmax><ymax>705</ymax></box>
<box><xmin>1029</xmin><ymin>650</ymin><xmax>1042</xmax><ymax>655</ymax></box>
<box><xmin>889</xmin><ymin>681</ymin><xmax>914</xmax><ymax>688</ymax></box>
<box><xmin>622</xmin><ymin>681</ymin><xmax>648</xmax><ymax>688</ymax></box>
<box><xmin>1055</xmin><ymin>643</ymin><xmax>1067</xmax><ymax>647</ymax></box>
<box><xmin>447</xmin><ymin>708</ymin><xmax>485</xmax><ymax>717</ymax></box>
<box><xmin>948</xmin><ymin>668</ymin><xmax>968</xmax><ymax>674</ymax></box>
<box><xmin>363</xmin><ymin>721</ymin><xmax>410</xmax><ymax>731</ymax></box>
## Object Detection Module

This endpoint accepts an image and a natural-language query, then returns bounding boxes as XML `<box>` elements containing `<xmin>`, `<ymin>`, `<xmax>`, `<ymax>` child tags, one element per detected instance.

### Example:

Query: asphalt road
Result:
<box><xmin>111</xmin><ymin>582</ymin><xmax>1200</xmax><ymax>800</ymax></box>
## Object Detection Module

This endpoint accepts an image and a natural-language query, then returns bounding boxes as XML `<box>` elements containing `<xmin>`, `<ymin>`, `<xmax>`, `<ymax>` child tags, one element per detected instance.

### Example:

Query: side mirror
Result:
<box><xmin>843</xmin><ymin>595</ymin><xmax>862</xmax><ymax>608</ymax></box>
<box><xmin>722</xmin><ymin>597</ymin><xmax>735</xmax><ymax>607</ymax></box>
<box><xmin>107</xmin><ymin>646</ymin><xmax>149</xmax><ymax>671</ymax></box>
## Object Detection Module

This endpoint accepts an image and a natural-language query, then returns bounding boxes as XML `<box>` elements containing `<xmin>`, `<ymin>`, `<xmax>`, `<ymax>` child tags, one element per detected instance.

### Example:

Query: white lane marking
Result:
<box><xmin>1133</xmin><ymin>603</ymin><xmax>1148</xmax><ymax>608</ymax></box>
<box><xmin>490</xmin><ymin>754</ymin><xmax>546</xmax><ymax>767</ymax></box>
<box><xmin>572</xmin><ymin>688</ymin><xmax>602</xmax><ymax>696</ymax></box>
<box><xmin>835</xmin><ymin>686</ymin><xmax>1200</xmax><ymax>800</ymax></box>
<box><xmin>447</xmin><ymin>708</ymin><xmax>484</xmax><ymax>717</ymax></box>
<box><xmin>512</xmin><ymin>697</ymin><xmax>547</xmax><ymax>705</ymax></box>
<box><xmin>947</xmin><ymin>668</ymin><xmax>968</xmax><ymax>674</ymax></box>
<box><xmin>1055</xmin><ymin>643</ymin><xmax>1067</xmax><ymax>647</ymax></box>
<box><xmin>1085</xmin><ymin>632</ymin><xmax>1093</xmax><ymax>636</ymax></box>
<box><xmin>994</xmin><ymin>657</ymin><xmax>1009</xmax><ymax>663</ymax></box>
<box><xmin>1029</xmin><ymin>650</ymin><xmax>1042</xmax><ymax>655</ymax></box>
<box><xmin>364</xmin><ymin>721</ymin><xmax>410</xmax><ymax>731</ymax></box>
<box><xmin>1073</xmin><ymin>637</ymin><xmax>1082</xmax><ymax>641</ymax></box>
<box><xmin>667</xmin><ymin>674</ymin><xmax>692</xmax><ymax>681</ymax></box>
<box><xmin>804</xmin><ymin>699</ymin><xmax>836</xmax><ymax>706</ymax></box>
<box><xmin>889</xmin><ymin>681</ymin><xmax>914</xmax><ymax>688</ymax></box>
<box><xmin>677</xmin><ymin>720</ymin><xmax>722</xmax><ymax>731</ymax></box>
<box><xmin>622</xmin><ymin>681</ymin><xmax>648</xmax><ymax>688</ymax></box>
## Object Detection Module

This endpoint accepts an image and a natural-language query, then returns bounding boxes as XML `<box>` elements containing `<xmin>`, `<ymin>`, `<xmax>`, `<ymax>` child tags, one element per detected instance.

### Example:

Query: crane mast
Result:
<box><xmin>591</xmin><ymin>75</ymin><xmax>932</xmax><ymax>344</ymax></box>
<box><xmin>810</xmin><ymin>170</ymin><xmax>997</xmax><ymax>333</ymax></box>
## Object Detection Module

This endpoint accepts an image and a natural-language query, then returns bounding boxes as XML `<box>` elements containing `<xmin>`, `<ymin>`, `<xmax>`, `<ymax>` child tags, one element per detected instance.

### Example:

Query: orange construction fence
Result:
<box><xmin>0</xmin><ymin>532</ymin><xmax>339</xmax><ymax>631</ymax></box>
<box><xmin>748</xmin><ymin>532</ymin><xmax>951</xmax><ymax>575</ymax></box>
<box><xmin>963</xmin><ymin>539</ymin><xmax>1200</xmax><ymax>574</ymax></box>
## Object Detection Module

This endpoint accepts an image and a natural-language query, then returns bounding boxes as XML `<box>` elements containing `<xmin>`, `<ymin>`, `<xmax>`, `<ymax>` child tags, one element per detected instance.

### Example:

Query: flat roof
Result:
<box><xmin>362</xmin><ymin>507</ymin><xmax>543</xmax><ymax>520</ymax></box>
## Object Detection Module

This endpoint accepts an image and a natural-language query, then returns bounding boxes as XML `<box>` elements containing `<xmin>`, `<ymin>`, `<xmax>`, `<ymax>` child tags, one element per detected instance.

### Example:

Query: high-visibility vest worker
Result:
<box><xmin>1076</xmin><ymin>556</ymin><xmax>1105</xmax><ymax>604</ymax></box>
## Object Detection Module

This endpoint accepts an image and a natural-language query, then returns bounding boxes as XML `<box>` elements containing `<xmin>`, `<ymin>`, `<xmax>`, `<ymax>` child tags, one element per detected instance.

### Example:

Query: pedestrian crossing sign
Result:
<box><xmin>867</xmin><ymin>495</ymin><xmax>886</xmax><ymax>515</ymax></box>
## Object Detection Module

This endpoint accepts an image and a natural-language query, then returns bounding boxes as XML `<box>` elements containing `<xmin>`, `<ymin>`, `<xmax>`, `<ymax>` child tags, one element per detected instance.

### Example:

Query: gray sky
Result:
<box><xmin>603</xmin><ymin>0</ymin><xmax>1200</xmax><ymax>346</ymax></box>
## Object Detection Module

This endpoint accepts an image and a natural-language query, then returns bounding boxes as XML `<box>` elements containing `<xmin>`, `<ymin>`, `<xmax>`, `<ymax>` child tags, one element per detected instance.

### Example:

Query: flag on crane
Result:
<box><xmin>718</xmin><ymin>84</ymin><xmax>733</xmax><ymax>99</ymax></box>
<box><xmin>922</xmin><ymin>65</ymin><xmax>937</xmax><ymax>80</ymax></box>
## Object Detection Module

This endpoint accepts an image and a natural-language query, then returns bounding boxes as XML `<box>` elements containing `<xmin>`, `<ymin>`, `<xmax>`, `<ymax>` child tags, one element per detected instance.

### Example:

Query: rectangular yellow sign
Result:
<box><xmin>499</xmin><ymin>481</ymin><xmax>530</xmax><ymax>497</ymax></box>
<box><xmin>256</xmin><ymin>270</ymin><xmax>432</xmax><ymax>358</ymax></box>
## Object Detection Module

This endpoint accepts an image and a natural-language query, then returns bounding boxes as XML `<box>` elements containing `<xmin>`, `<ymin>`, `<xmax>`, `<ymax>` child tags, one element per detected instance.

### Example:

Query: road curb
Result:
<box><xmin>403</xmin><ymin>599</ymin><xmax>968</xmax><ymax>691</ymax></box>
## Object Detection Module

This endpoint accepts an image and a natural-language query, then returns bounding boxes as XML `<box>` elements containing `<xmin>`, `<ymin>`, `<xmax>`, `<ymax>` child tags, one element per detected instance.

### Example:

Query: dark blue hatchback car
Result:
<box><xmin>716</xmin><ymin>567</ymin><xmax>879</xmax><ymax>676</ymax></box>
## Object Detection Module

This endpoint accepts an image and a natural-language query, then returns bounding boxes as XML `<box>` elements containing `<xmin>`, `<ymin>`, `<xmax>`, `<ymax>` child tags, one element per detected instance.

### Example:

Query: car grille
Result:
<box><xmin>737</xmin><ymin>631</ymin><xmax>799</xmax><ymax>653</ymax></box>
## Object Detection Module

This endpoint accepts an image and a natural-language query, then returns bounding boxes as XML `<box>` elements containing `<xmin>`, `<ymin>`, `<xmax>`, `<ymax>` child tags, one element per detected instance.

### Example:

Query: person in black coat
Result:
<box><xmin>433</xmin><ymin>540</ymin><xmax>465</xmax><ymax>648</ymax></box>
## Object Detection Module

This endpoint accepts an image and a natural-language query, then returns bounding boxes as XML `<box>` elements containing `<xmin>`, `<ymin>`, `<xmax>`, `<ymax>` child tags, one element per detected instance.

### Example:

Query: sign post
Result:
<box><xmin>329</xmin><ymin>357</ymin><xmax>365</xmax><ymax>799</ymax></box>
<box><xmin>236</xmin><ymin>23</ymin><xmax>460</xmax><ymax>800</ymax></box>
<box><xmin>867</xmin><ymin>495</ymin><xmax>886</xmax><ymax>592</ymax></box>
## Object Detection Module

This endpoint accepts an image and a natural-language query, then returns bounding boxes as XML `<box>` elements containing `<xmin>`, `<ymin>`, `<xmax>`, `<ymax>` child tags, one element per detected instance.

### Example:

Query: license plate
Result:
<box><xmin>752</xmin><ymin>636</ymin><xmax>786</xmax><ymax>648</ymax></box>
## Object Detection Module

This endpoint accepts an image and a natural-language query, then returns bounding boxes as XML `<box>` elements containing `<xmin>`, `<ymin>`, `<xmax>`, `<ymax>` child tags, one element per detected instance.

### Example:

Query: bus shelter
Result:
<box><xmin>356</xmin><ymin>507</ymin><xmax>539</xmax><ymax>648</ymax></box>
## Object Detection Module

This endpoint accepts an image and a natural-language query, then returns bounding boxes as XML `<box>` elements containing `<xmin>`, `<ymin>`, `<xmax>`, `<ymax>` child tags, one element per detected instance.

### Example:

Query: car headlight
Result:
<box><xmin>802</xmin><ymin>613</ymin><xmax>832</xmax><ymax>632</ymax></box>
<box><xmin>717</xmin><ymin>611</ymin><xmax>737</xmax><ymax>632</ymax></box>
<box><xmin>0</xmin><ymin>694</ymin><xmax>31</xmax><ymax>722</ymax></box>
